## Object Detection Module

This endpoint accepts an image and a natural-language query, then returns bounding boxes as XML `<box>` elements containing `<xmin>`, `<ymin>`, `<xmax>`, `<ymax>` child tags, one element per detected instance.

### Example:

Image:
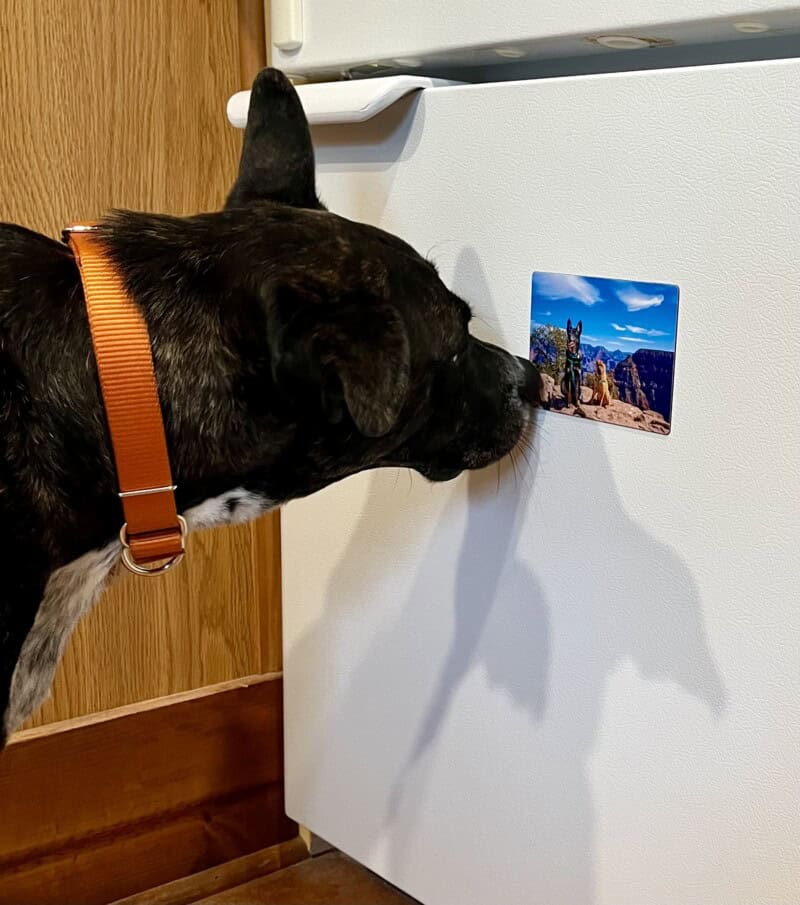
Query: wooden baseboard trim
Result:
<box><xmin>0</xmin><ymin>675</ymin><xmax>295</xmax><ymax>905</ymax></box>
<box><xmin>111</xmin><ymin>837</ymin><xmax>309</xmax><ymax>905</ymax></box>
<box><xmin>9</xmin><ymin>673</ymin><xmax>282</xmax><ymax>746</ymax></box>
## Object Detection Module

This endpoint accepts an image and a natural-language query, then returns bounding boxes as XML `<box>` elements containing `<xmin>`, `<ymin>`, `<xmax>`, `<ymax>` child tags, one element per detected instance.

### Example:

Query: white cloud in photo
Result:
<box><xmin>617</xmin><ymin>285</ymin><xmax>664</xmax><ymax>311</ymax></box>
<box><xmin>625</xmin><ymin>324</ymin><xmax>668</xmax><ymax>336</ymax></box>
<box><xmin>611</xmin><ymin>323</ymin><xmax>627</xmax><ymax>331</ymax></box>
<box><xmin>535</xmin><ymin>273</ymin><xmax>601</xmax><ymax>306</ymax></box>
<box><xmin>618</xmin><ymin>336</ymin><xmax>655</xmax><ymax>343</ymax></box>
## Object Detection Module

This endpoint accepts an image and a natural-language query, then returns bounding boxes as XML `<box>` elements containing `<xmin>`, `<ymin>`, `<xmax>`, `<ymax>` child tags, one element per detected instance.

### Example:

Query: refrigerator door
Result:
<box><xmin>271</xmin><ymin>0</ymin><xmax>800</xmax><ymax>73</ymax></box>
<box><xmin>282</xmin><ymin>59</ymin><xmax>800</xmax><ymax>905</ymax></box>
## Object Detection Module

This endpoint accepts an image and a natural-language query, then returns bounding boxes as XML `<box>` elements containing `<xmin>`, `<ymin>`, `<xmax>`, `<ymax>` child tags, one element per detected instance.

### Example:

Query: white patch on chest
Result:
<box><xmin>3</xmin><ymin>488</ymin><xmax>271</xmax><ymax>737</ymax></box>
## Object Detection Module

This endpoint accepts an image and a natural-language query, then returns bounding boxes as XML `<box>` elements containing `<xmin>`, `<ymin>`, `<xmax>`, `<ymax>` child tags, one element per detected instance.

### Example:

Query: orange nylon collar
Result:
<box><xmin>65</xmin><ymin>224</ymin><xmax>185</xmax><ymax>575</ymax></box>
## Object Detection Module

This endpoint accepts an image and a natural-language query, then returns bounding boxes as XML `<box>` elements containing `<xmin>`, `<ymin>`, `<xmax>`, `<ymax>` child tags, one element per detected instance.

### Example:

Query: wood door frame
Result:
<box><xmin>0</xmin><ymin>3</ymin><xmax>296</xmax><ymax>902</ymax></box>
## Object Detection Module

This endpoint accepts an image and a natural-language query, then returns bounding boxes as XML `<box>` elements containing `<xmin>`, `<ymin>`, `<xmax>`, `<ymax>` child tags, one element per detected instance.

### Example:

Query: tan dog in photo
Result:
<box><xmin>591</xmin><ymin>359</ymin><xmax>612</xmax><ymax>407</ymax></box>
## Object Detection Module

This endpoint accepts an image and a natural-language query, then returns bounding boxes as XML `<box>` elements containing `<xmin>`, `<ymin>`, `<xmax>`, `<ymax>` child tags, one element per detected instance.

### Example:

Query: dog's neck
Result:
<box><xmin>100</xmin><ymin>211</ymin><xmax>281</xmax><ymax>480</ymax></box>
<box><xmin>1</xmin><ymin>213</ymin><xmax>294</xmax><ymax>566</ymax></box>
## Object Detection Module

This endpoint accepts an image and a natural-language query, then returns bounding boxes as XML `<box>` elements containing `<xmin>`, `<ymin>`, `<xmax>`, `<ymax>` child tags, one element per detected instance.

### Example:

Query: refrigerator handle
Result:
<box><xmin>227</xmin><ymin>76</ymin><xmax>461</xmax><ymax>128</ymax></box>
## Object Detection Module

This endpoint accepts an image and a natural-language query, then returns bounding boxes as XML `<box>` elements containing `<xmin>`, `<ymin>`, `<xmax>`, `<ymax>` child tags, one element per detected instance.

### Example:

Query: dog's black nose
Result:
<box><xmin>516</xmin><ymin>357</ymin><xmax>540</xmax><ymax>406</ymax></box>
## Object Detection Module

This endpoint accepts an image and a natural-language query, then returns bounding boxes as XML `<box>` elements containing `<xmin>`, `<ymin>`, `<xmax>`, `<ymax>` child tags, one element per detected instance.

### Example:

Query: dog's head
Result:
<box><xmin>220</xmin><ymin>69</ymin><xmax>537</xmax><ymax>496</ymax></box>
<box><xmin>566</xmin><ymin>318</ymin><xmax>582</xmax><ymax>354</ymax></box>
<box><xmin>595</xmin><ymin>359</ymin><xmax>606</xmax><ymax>377</ymax></box>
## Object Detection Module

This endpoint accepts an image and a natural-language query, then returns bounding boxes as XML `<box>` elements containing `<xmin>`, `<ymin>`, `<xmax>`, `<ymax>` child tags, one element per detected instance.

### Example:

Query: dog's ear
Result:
<box><xmin>566</xmin><ymin>318</ymin><xmax>572</xmax><ymax>333</ymax></box>
<box><xmin>226</xmin><ymin>68</ymin><xmax>322</xmax><ymax>210</ymax></box>
<box><xmin>268</xmin><ymin>283</ymin><xmax>410</xmax><ymax>437</ymax></box>
<box><xmin>576</xmin><ymin>320</ymin><xmax>583</xmax><ymax>333</ymax></box>
<box><xmin>316</xmin><ymin>301</ymin><xmax>410</xmax><ymax>437</ymax></box>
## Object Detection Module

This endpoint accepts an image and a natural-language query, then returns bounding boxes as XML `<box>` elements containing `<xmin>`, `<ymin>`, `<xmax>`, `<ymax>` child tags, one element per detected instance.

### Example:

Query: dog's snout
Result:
<box><xmin>516</xmin><ymin>356</ymin><xmax>539</xmax><ymax>406</ymax></box>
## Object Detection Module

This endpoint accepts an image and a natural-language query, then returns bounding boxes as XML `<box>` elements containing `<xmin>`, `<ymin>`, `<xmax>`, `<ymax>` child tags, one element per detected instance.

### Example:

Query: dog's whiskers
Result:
<box><xmin>517</xmin><ymin>443</ymin><xmax>534</xmax><ymax>471</ymax></box>
<box><xmin>509</xmin><ymin>448</ymin><xmax>520</xmax><ymax>488</ymax></box>
<box><xmin>425</xmin><ymin>238</ymin><xmax>459</xmax><ymax>265</ymax></box>
<box><xmin>472</xmin><ymin>312</ymin><xmax>504</xmax><ymax>336</ymax></box>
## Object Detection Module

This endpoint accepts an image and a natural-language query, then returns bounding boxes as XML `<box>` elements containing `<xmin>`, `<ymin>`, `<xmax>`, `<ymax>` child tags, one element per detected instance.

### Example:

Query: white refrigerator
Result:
<box><xmin>233</xmin><ymin>5</ymin><xmax>800</xmax><ymax>903</ymax></box>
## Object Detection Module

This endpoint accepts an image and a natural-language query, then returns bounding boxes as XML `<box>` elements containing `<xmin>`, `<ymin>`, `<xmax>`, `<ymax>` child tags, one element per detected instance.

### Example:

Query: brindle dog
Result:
<box><xmin>0</xmin><ymin>69</ymin><xmax>538</xmax><ymax>744</ymax></box>
<box><xmin>561</xmin><ymin>318</ymin><xmax>583</xmax><ymax>407</ymax></box>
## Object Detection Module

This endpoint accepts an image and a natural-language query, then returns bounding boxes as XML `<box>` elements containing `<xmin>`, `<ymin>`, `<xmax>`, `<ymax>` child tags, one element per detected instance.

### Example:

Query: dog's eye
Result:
<box><xmin>450</xmin><ymin>346</ymin><xmax>469</xmax><ymax>365</ymax></box>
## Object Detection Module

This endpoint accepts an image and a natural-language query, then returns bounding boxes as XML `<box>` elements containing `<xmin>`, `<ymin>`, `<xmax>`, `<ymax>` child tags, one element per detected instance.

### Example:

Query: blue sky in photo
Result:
<box><xmin>531</xmin><ymin>272</ymin><xmax>679</xmax><ymax>354</ymax></box>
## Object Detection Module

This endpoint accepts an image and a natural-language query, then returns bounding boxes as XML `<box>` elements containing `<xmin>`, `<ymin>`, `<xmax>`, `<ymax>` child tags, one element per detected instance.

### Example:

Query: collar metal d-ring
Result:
<box><xmin>119</xmin><ymin>515</ymin><xmax>188</xmax><ymax>576</ymax></box>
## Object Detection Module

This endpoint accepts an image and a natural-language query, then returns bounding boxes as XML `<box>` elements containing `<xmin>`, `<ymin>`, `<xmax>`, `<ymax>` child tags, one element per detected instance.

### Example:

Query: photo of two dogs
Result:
<box><xmin>562</xmin><ymin>319</ymin><xmax>611</xmax><ymax>410</ymax></box>
<box><xmin>529</xmin><ymin>271</ymin><xmax>679</xmax><ymax>434</ymax></box>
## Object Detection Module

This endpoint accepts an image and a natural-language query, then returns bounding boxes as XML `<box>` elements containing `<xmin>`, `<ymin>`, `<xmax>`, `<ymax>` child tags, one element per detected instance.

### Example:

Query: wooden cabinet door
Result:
<box><xmin>0</xmin><ymin>3</ymin><xmax>293</xmax><ymax>902</ymax></box>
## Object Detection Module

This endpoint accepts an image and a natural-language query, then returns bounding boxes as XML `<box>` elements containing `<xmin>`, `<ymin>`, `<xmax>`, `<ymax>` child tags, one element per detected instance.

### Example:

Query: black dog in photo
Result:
<box><xmin>561</xmin><ymin>318</ymin><xmax>583</xmax><ymax>407</ymax></box>
<box><xmin>0</xmin><ymin>69</ymin><xmax>537</xmax><ymax>744</ymax></box>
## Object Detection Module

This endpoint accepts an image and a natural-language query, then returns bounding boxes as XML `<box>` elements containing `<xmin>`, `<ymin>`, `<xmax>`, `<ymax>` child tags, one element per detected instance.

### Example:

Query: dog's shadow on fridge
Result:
<box><xmin>285</xmin><ymin>249</ymin><xmax>726</xmax><ymax>905</ymax></box>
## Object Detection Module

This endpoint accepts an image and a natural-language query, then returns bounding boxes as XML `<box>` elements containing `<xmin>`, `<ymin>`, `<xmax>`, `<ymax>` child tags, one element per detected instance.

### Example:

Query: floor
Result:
<box><xmin>196</xmin><ymin>853</ymin><xmax>420</xmax><ymax>905</ymax></box>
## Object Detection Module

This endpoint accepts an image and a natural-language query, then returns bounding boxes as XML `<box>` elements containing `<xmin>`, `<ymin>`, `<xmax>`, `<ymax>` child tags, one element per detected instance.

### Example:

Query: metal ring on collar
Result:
<box><xmin>119</xmin><ymin>515</ymin><xmax>187</xmax><ymax>577</ymax></box>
